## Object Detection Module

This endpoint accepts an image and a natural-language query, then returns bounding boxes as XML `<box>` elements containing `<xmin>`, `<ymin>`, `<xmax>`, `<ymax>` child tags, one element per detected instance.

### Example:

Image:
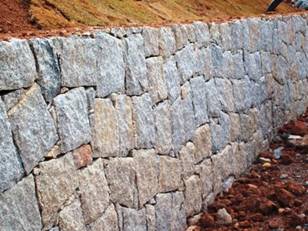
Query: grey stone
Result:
<box><xmin>125</xmin><ymin>34</ymin><xmax>148</xmax><ymax>96</ymax></box>
<box><xmin>0</xmin><ymin>39</ymin><xmax>37</xmax><ymax>90</ymax></box>
<box><xmin>247</xmin><ymin>18</ymin><xmax>261</xmax><ymax>52</ymax></box>
<box><xmin>0</xmin><ymin>100</ymin><xmax>24</xmax><ymax>192</ymax></box>
<box><xmin>1</xmin><ymin>88</ymin><xmax>26</xmax><ymax>111</ymax></box>
<box><xmin>217</xmin><ymin>208</ymin><xmax>232</xmax><ymax>225</ymax></box>
<box><xmin>104</xmin><ymin>158</ymin><xmax>138</xmax><ymax>208</ymax></box>
<box><xmin>29</xmin><ymin>39</ymin><xmax>61</xmax><ymax>102</ymax></box>
<box><xmin>210</xmin><ymin>112</ymin><xmax>231</xmax><ymax>153</ymax></box>
<box><xmin>154</xmin><ymin>101</ymin><xmax>172</xmax><ymax>155</ymax></box>
<box><xmin>170</xmin><ymin>97</ymin><xmax>185</xmax><ymax>153</ymax></box>
<box><xmin>220</xmin><ymin>22</ymin><xmax>232</xmax><ymax>51</ymax></box>
<box><xmin>198</xmin><ymin>47</ymin><xmax>213</xmax><ymax>79</ymax></box>
<box><xmin>36</xmin><ymin>153</ymin><xmax>78</xmax><ymax>229</ymax></box>
<box><xmin>240</xmin><ymin>109</ymin><xmax>257</xmax><ymax>142</ymax></box>
<box><xmin>96</xmin><ymin>33</ymin><xmax>125</xmax><ymax>97</ymax></box>
<box><xmin>163</xmin><ymin>56</ymin><xmax>181</xmax><ymax>103</ymax></box>
<box><xmin>193</xmin><ymin>22</ymin><xmax>210</xmax><ymax>48</ymax></box>
<box><xmin>89</xmin><ymin>204</ymin><xmax>119</xmax><ymax>231</ymax></box>
<box><xmin>132</xmin><ymin>93</ymin><xmax>155</xmax><ymax>149</ymax></box>
<box><xmin>113</xmin><ymin>95</ymin><xmax>134</xmax><ymax>156</ymax></box>
<box><xmin>175</xmin><ymin>44</ymin><xmax>198</xmax><ymax>82</ymax></box>
<box><xmin>52</xmin><ymin>36</ymin><xmax>98</xmax><ymax>87</ymax></box>
<box><xmin>132</xmin><ymin>149</ymin><xmax>159</xmax><ymax>207</ymax></box>
<box><xmin>59</xmin><ymin>200</ymin><xmax>87</xmax><ymax>231</ymax></box>
<box><xmin>260</xmin><ymin>52</ymin><xmax>273</xmax><ymax>75</ymax></box>
<box><xmin>205</xmin><ymin>79</ymin><xmax>221</xmax><ymax>117</ymax></box>
<box><xmin>146</xmin><ymin>205</ymin><xmax>156</xmax><ymax>231</ymax></box>
<box><xmin>146</xmin><ymin>57</ymin><xmax>168</xmax><ymax>103</ymax></box>
<box><xmin>159</xmin><ymin>156</ymin><xmax>183</xmax><ymax>192</ymax></box>
<box><xmin>210</xmin><ymin>44</ymin><xmax>224</xmax><ymax>77</ymax></box>
<box><xmin>119</xmin><ymin>207</ymin><xmax>147</xmax><ymax>231</ymax></box>
<box><xmin>192</xmin><ymin>124</ymin><xmax>212</xmax><ymax>163</ymax></box>
<box><xmin>172</xmin><ymin>24</ymin><xmax>189</xmax><ymax>50</ymax></box>
<box><xmin>197</xmin><ymin>159</ymin><xmax>213</xmax><ymax>199</ymax></box>
<box><xmin>159</xmin><ymin>27</ymin><xmax>176</xmax><ymax>57</ymax></box>
<box><xmin>232</xmin><ymin>77</ymin><xmax>252</xmax><ymax>112</ymax></box>
<box><xmin>79</xmin><ymin>159</ymin><xmax>110</xmax><ymax>224</ymax></box>
<box><xmin>209</xmin><ymin>23</ymin><xmax>222</xmax><ymax>45</ymax></box>
<box><xmin>92</xmin><ymin>98</ymin><xmax>119</xmax><ymax>157</ymax></box>
<box><xmin>260</xmin><ymin>21</ymin><xmax>274</xmax><ymax>52</ymax></box>
<box><xmin>232</xmin><ymin>51</ymin><xmax>245</xmax><ymax>79</ymax></box>
<box><xmin>184</xmin><ymin>24</ymin><xmax>197</xmax><ymax>43</ymax></box>
<box><xmin>244</xmin><ymin>51</ymin><xmax>262</xmax><ymax>81</ymax></box>
<box><xmin>229</xmin><ymin>113</ymin><xmax>241</xmax><ymax>142</ymax></box>
<box><xmin>143</xmin><ymin>27</ymin><xmax>160</xmax><ymax>57</ymax></box>
<box><xmin>230</xmin><ymin>20</ymin><xmax>244</xmax><ymax>50</ymax></box>
<box><xmin>54</xmin><ymin>87</ymin><xmax>91</xmax><ymax>153</ymax></box>
<box><xmin>8</xmin><ymin>84</ymin><xmax>58</xmax><ymax>173</ymax></box>
<box><xmin>86</xmin><ymin>87</ymin><xmax>96</xmax><ymax>112</ymax></box>
<box><xmin>190</xmin><ymin>76</ymin><xmax>209</xmax><ymax>126</ymax></box>
<box><xmin>179</xmin><ymin>142</ymin><xmax>196</xmax><ymax>178</ymax></box>
<box><xmin>184</xmin><ymin>175</ymin><xmax>202</xmax><ymax>217</ymax></box>
<box><xmin>215</xmin><ymin>78</ymin><xmax>235</xmax><ymax>112</ymax></box>
<box><xmin>0</xmin><ymin>175</ymin><xmax>42</xmax><ymax>231</ymax></box>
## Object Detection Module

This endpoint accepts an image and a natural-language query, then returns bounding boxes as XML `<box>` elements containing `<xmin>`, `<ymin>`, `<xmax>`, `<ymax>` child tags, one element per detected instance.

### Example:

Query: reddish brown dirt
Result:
<box><xmin>191</xmin><ymin>110</ymin><xmax>308</xmax><ymax>231</ymax></box>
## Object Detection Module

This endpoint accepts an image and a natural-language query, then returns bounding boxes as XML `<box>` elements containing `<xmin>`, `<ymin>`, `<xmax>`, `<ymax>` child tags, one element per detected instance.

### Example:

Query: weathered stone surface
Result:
<box><xmin>198</xmin><ymin>47</ymin><xmax>213</xmax><ymax>79</ymax></box>
<box><xmin>146</xmin><ymin>57</ymin><xmax>168</xmax><ymax>103</ymax></box>
<box><xmin>172</xmin><ymin>24</ymin><xmax>189</xmax><ymax>50</ymax></box>
<box><xmin>154</xmin><ymin>101</ymin><xmax>172</xmax><ymax>155</ymax></box>
<box><xmin>30</xmin><ymin>39</ymin><xmax>61</xmax><ymax>102</ymax></box>
<box><xmin>54</xmin><ymin>87</ymin><xmax>91</xmax><ymax>153</ymax></box>
<box><xmin>210</xmin><ymin>44</ymin><xmax>224</xmax><ymax>77</ymax></box>
<box><xmin>79</xmin><ymin>159</ymin><xmax>110</xmax><ymax>224</ymax></box>
<box><xmin>232</xmin><ymin>77</ymin><xmax>252</xmax><ymax>112</ymax></box>
<box><xmin>132</xmin><ymin>93</ymin><xmax>155</xmax><ymax>149</ymax></box>
<box><xmin>247</xmin><ymin>18</ymin><xmax>261</xmax><ymax>52</ymax></box>
<box><xmin>192</xmin><ymin>124</ymin><xmax>212</xmax><ymax>163</ymax></box>
<box><xmin>244</xmin><ymin>51</ymin><xmax>262</xmax><ymax>81</ymax></box>
<box><xmin>220</xmin><ymin>22</ymin><xmax>232</xmax><ymax>50</ymax></box>
<box><xmin>163</xmin><ymin>56</ymin><xmax>181</xmax><ymax>103</ymax></box>
<box><xmin>113</xmin><ymin>95</ymin><xmax>134</xmax><ymax>156</ymax></box>
<box><xmin>143</xmin><ymin>28</ymin><xmax>160</xmax><ymax>57</ymax></box>
<box><xmin>0</xmin><ymin>39</ymin><xmax>37</xmax><ymax>90</ymax></box>
<box><xmin>190</xmin><ymin>76</ymin><xmax>209</xmax><ymax>127</ymax></box>
<box><xmin>176</xmin><ymin>44</ymin><xmax>197</xmax><ymax>82</ymax></box>
<box><xmin>215</xmin><ymin>78</ymin><xmax>235</xmax><ymax>112</ymax></box>
<box><xmin>119</xmin><ymin>207</ymin><xmax>147</xmax><ymax>231</ymax></box>
<box><xmin>197</xmin><ymin>159</ymin><xmax>214</xmax><ymax>199</ymax></box>
<box><xmin>229</xmin><ymin>113</ymin><xmax>241</xmax><ymax>142</ymax></box>
<box><xmin>0</xmin><ymin>175</ymin><xmax>42</xmax><ymax>231</ymax></box>
<box><xmin>104</xmin><ymin>158</ymin><xmax>138</xmax><ymax>208</ymax></box>
<box><xmin>52</xmin><ymin>36</ymin><xmax>98</xmax><ymax>87</ymax></box>
<box><xmin>96</xmin><ymin>33</ymin><xmax>125</xmax><ymax>97</ymax></box>
<box><xmin>232</xmin><ymin>51</ymin><xmax>245</xmax><ymax>79</ymax></box>
<box><xmin>184</xmin><ymin>175</ymin><xmax>202</xmax><ymax>217</ymax></box>
<box><xmin>125</xmin><ymin>34</ymin><xmax>148</xmax><ymax>96</ymax></box>
<box><xmin>205</xmin><ymin>79</ymin><xmax>221</xmax><ymax>117</ymax></box>
<box><xmin>155</xmin><ymin>192</ymin><xmax>186</xmax><ymax>231</ymax></box>
<box><xmin>92</xmin><ymin>98</ymin><xmax>119</xmax><ymax>157</ymax></box>
<box><xmin>0</xmin><ymin>100</ymin><xmax>24</xmax><ymax>192</ymax></box>
<box><xmin>146</xmin><ymin>204</ymin><xmax>156</xmax><ymax>231</ymax></box>
<box><xmin>159</xmin><ymin>27</ymin><xmax>176</xmax><ymax>57</ymax></box>
<box><xmin>8</xmin><ymin>84</ymin><xmax>58</xmax><ymax>173</ymax></box>
<box><xmin>230</xmin><ymin>20</ymin><xmax>244</xmax><ymax>50</ymax></box>
<box><xmin>179</xmin><ymin>142</ymin><xmax>196</xmax><ymax>178</ymax></box>
<box><xmin>72</xmin><ymin>144</ymin><xmax>93</xmax><ymax>169</ymax></box>
<box><xmin>133</xmin><ymin>149</ymin><xmax>159</xmax><ymax>207</ymax></box>
<box><xmin>209</xmin><ymin>22</ymin><xmax>222</xmax><ymax>45</ymax></box>
<box><xmin>193</xmin><ymin>22</ymin><xmax>210</xmax><ymax>48</ymax></box>
<box><xmin>159</xmin><ymin>156</ymin><xmax>183</xmax><ymax>192</ymax></box>
<box><xmin>89</xmin><ymin>204</ymin><xmax>119</xmax><ymax>231</ymax></box>
<box><xmin>36</xmin><ymin>153</ymin><xmax>78</xmax><ymax>229</ymax></box>
<box><xmin>171</xmin><ymin>97</ymin><xmax>185</xmax><ymax>153</ymax></box>
<box><xmin>240</xmin><ymin>109</ymin><xmax>258</xmax><ymax>142</ymax></box>
<box><xmin>1</xmin><ymin>88</ymin><xmax>26</xmax><ymax>111</ymax></box>
<box><xmin>58</xmin><ymin>200</ymin><xmax>87</xmax><ymax>231</ymax></box>
<box><xmin>210</xmin><ymin>112</ymin><xmax>231</xmax><ymax>153</ymax></box>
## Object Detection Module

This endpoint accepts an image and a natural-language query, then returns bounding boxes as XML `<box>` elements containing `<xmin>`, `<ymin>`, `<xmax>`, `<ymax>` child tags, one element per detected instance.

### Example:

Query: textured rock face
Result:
<box><xmin>1</xmin><ymin>14</ymin><xmax>308</xmax><ymax>231</ymax></box>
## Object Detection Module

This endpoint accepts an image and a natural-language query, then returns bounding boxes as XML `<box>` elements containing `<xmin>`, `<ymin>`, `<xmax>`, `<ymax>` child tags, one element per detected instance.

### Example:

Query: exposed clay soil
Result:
<box><xmin>189</xmin><ymin>110</ymin><xmax>308</xmax><ymax>231</ymax></box>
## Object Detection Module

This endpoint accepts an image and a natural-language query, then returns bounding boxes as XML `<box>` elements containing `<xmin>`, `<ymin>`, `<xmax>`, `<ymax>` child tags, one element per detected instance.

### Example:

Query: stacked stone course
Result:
<box><xmin>0</xmin><ymin>13</ymin><xmax>308</xmax><ymax>231</ymax></box>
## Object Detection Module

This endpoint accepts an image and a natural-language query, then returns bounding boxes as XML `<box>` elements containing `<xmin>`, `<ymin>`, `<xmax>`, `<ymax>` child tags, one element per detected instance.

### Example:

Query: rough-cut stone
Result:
<box><xmin>96</xmin><ymin>33</ymin><xmax>125</xmax><ymax>97</ymax></box>
<box><xmin>8</xmin><ymin>84</ymin><xmax>58</xmax><ymax>173</ymax></box>
<box><xmin>154</xmin><ymin>101</ymin><xmax>172</xmax><ymax>154</ymax></box>
<box><xmin>184</xmin><ymin>175</ymin><xmax>202</xmax><ymax>217</ymax></box>
<box><xmin>146</xmin><ymin>204</ymin><xmax>156</xmax><ymax>231</ymax></box>
<box><xmin>143</xmin><ymin>28</ymin><xmax>160</xmax><ymax>57</ymax></box>
<box><xmin>215</xmin><ymin>78</ymin><xmax>235</xmax><ymax>112</ymax></box>
<box><xmin>133</xmin><ymin>149</ymin><xmax>159</xmax><ymax>207</ymax></box>
<box><xmin>159</xmin><ymin>27</ymin><xmax>176</xmax><ymax>57</ymax></box>
<box><xmin>0</xmin><ymin>100</ymin><xmax>24</xmax><ymax>192</ymax></box>
<box><xmin>176</xmin><ymin>44</ymin><xmax>197</xmax><ymax>82</ymax></box>
<box><xmin>79</xmin><ymin>159</ymin><xmax>110</xmax><ymax>224</ymax></box>
<box><xmin>54</xmin><ymin>87</ymin><xmax>90</xmax><ymax>153</ymax></box>
<box><xmin>240</xmin><ymin>109</ymin><xmax>258</xmax><ymax>142</ymax></box>
<box><xmin>119</xmin><ymin>207</ymin><xmax>147</xmax><ymax>231</ymax></box>
<box><xmin>230</xmin><ymin>20</ymin><xmax>244</xmax><ymax>50</ymax></box>
<box><xmin>88</xmin><ymin>204</ymin><xmax>119</xmax><ymax>231</ymax></box>
<box><xmin>210</xmin><ymin>112</ymin><xmax>231</xmax><ymax>153</ymax></box>
<box><xmin>205</xmin><ymin>79</ymin><xmax>221</xmax><ymax>117</ymax></box>
<box><xmin>171</xmin><ymin>97</ymin><xmax>185</xmax><ymax>154</ymax></box>
<box><xmin>132</xmin><ymin>93</ymin><xmax>155</xmax><ymax>149</ymax></box>
<box><xmin>244</xmin><ymin>51</ymin><xmax>262</xmax><ymax>81</ymax></box>
<box><xmin>1</xmin><ymin>88</ymin><xmax>26</xmax><ymax>111</ymax></box>
<box><xmin>172</xmin><ymin>24</ymin><xmax>189</xmax><ymax>50</ymax></box>
<box><xmin>113</xmin><ymin>95</ymin><xmax>134</xmax><ymax>156</ymax></box>
<box><xmin>58</xmin><ymin>200</ymin><xmax>87</xmax><ymax>231</ymax></box>
<box><xmin>30</xmin><ymin>39</ymin><xmax>61</xmax><ymax>102</ymax></box>
<box><xmin>209</xmin><ymin>23</ymin><xmax>222</xmax><ymax>45</ymax></box>
<box><xmin>220</xmin><ymin>22</ymin><xmax>232</xmax><ymax>50</ymax></box>
<box><xmin>0</xmin><ymin>39</ymin><xmax>37</xmax><ymax>90</ymax></box>
<box><xmin>0</xmin><ymin>175</ymin><xmax>42</xmax><ymax>231</ymax></box>
<box><xmin>163</xmin><ymin>56</ymin><xmax>181</xmax><ymax>103</ymax></box>
<box><xmin>179</xmin><ymin>142</ymin><xmax>196</xmax><ymax>178</ymax></box>
<box><xmin>92</xmin><ymin>98</ymin><xmax>119</xmax><ymax>157</ymax></box>
<box><xmin>197</xmin><ymin>159</ymin><xmax>214</xmax><ymax>199</ymax></box>
<box><xmin>125</xmin><ymin>34</ymin><xmax>148</xmax><ymax>96</ymax></box>
<box><xmin>229</xmin><ymin>113</ymin><xmax>241</xmax><ymax>142</ymax></box>
<box><xmin>193</xmin><ymin>22</ymin><xmax>210</xmax><ymax>48</ymax></box>
<box><xmin>36</xmin><ymin>153</ymin><xmax>78</xmax><ymax>229</ymax></box>
<box><xmin>232</xmin><ymin>51</ymin><xmax>245</xmax><ymax>79</ymax></box>
<box><xmin>232</xmin><ymin>77</ymin><xmax>252</xmax><ymax>112</ymax></box>
<box><xmin>192</xmin><ymin>124</ymin><xmax>212</xmax><ymax>163</ymax></box>
<box><xmin>72</xmin><ymin>144</ymin><xmax>93</xmax><ymax>169</ymax></box>
<box><xmin>247</xmin><ymin>18</ymin><xmax>261</xmax><ymax>52</ymax></box>
<box><xmin>210</xmin><ymin>44</ymin><xmax>224</xmax><ymax>77</ymax></box>
<box><xmin>159</xmin><ymin>156</ymin><xmax>183</xmax><ymax>192</ymax></box>
<box><xmin>52</xmin><ymin>36</ymin><xmax>98</xmax><ymax>87</ymax></box>
<box><xmin>146</xmin><ymin>57</ymin><xmax>168</xmax><ymax>103</ymax></box>
<box><xmin>190</xmin><ymin>76</ymin><xmax>209</xmax><ymax>127</ymax></box>
<box><xmin>104</xmin><ymin>158</ymin><xmax>138</xmax><ymax>208</ymax></box>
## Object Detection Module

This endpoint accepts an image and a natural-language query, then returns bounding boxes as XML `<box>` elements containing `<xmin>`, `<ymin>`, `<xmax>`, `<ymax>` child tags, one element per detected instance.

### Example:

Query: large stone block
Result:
<box><xmin>159</xmin><ymin>27</ymin><xmax>176</xmax><ymax>57</ymax></box>
<box><xmin>92</xmin><ymin>98</ymin><xmax>119</xmax><ymax>157</ymax></box>
<box><xmin>197</xmin><ymin>159</ymin><xmax>214</xmax><ymax>199</ymax></box>
<box><xmin>184</xmin><ymin>175</ymin><xmax>202</xmax><ymax>217</ymax></box>
<box><xmin>159</xmin><ymin>156</ymin><xmax>183</xmax><ymax>192</ymax></box>
<box><xmin>172</xmin><ymin>24</ymin><xmax>189</xmax><ymax>50</ymax></box>
<box><xmin>79</xmin><ymin>159</ymin><xmax>110</xmax><ymax>224</ymax></box>
<box><xmin>179</xmin><ymin>142</ymin><xmax>196</xmax><ymax>179</ymax></box>
<box><xmin>132</xmin><ymin>93</ymin><xmax>155</xmax><ymax>149</ymax></box>
<box><xmin>192</xmin><ymin>124</ymin><xmax>212</xmax><ymax>163</ymax></box>
<box><xmin>232</xmin><ymin>77</ymin><xmax>252</xmax><ymax>112</ymax></box>
<box><xmin>215</xmin><ymin>78</ymin><xmax>235</xmax><ymax>112</ymax></box>
<box><xmin>219</xmin><ymin>22</ymin><xmax>232</xmax><ymax>51</ymax></box>
<box><xmin>210</xmin><ymin>44</ymin><xmax>224</xmax><ymax>77</ymax></box>
<box><xmin>247</xmin><ymin>18</ymin><xmax>261</xmax><ymax>52</ymax></box>
<box><xmin>0</xmin><ymin>100</ymin><xmax>24</xmax><ymax>192</ymax></box>
<box><xmin>0</xmin><ymin>175</ymin><xmax>42</xmax><ymax>231</ymax></box>
<box><xmin>193</xmin><ymin>22</ymin><xmax>210</xmax><ymax>48</ymax></box>
<box><xmin>36</xmin><ymin>153</ymin><xmax>78</xmax><ymax>229</ymax></box>
<box><xmin>244</xmin><ymin>51</ymin><xmax>262</xmax><ymax>81</ymax></box>
<box><xmin>54</xmin><ymin>87</ymin><xmax>91</xmax><ymax>153</ymax></box>
<box><xmin>198</xmin><ymin>47</ymin><xmax>213</xmax><ymax>79</ymax></box>
<box><xmin>0</xmin><ymin>39</ymin><xmax>37</xmax><ymax>90</ymax></box>
<box><xmin>119</xmin><ymin>207</ymin><xmax>147</xmax><ymax>231</ymax></box>
<box><xmin>125</xmin><ymin>34</ymin><xmax>148</xmax><ymax>96</ymax></box>
<box><xmin>170</xmin><ymin>97</ymin><xmax>185</xmax><ymax>153</ymax></box>
<box><xmin>163</xmin><ymin>56</ymin><xmax>181</xmax><ymax>103</ymax></box>
<box><xmin>8</xmin><ymin>84</ymin><xmax>58</xmax><ymax>173</ymax></box>
<box><xmin>175</xmin><ymin>44</ymin><xmax>198</xmax><ymax>82</ymax></box>
<box><xmin>88</xmin><ymin>204</ymin><xmax>119</xmax><ymax>231</ymax></box>
<box><xmin>210</xmin><ymin>112</ymin><xmax>231</xmax><ymax>153</ymax></box>
<box><xmin>205</xmin><ymin>79</ymin><xmax>221</xmax><ymax>117</ymax></box>
<box><xmin>142</xmin><ymin>27</ymin><xmax>160</xmax><ymax>57</ymax></box>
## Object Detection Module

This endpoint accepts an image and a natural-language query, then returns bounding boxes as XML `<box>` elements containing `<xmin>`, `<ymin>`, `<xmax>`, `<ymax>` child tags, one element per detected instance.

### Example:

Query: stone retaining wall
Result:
<box><xmin>0</xmin><ymin>13</ymin><xmax>308</xmax><ymax>231</ymax></box>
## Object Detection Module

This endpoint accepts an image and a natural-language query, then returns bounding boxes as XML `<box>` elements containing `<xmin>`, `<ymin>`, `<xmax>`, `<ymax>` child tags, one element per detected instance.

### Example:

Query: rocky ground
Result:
<box><xmin>188</xmin><ymin>110</ymin><xmax>308</xmax><ymax>231</ymax></box>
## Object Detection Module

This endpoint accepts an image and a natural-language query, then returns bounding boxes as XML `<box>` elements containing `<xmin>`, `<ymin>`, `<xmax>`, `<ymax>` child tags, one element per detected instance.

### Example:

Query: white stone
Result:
<box><xmin>159</xmin><ymin>156</ymin><xmax>183</xmax><ymax>192</ymax></box>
